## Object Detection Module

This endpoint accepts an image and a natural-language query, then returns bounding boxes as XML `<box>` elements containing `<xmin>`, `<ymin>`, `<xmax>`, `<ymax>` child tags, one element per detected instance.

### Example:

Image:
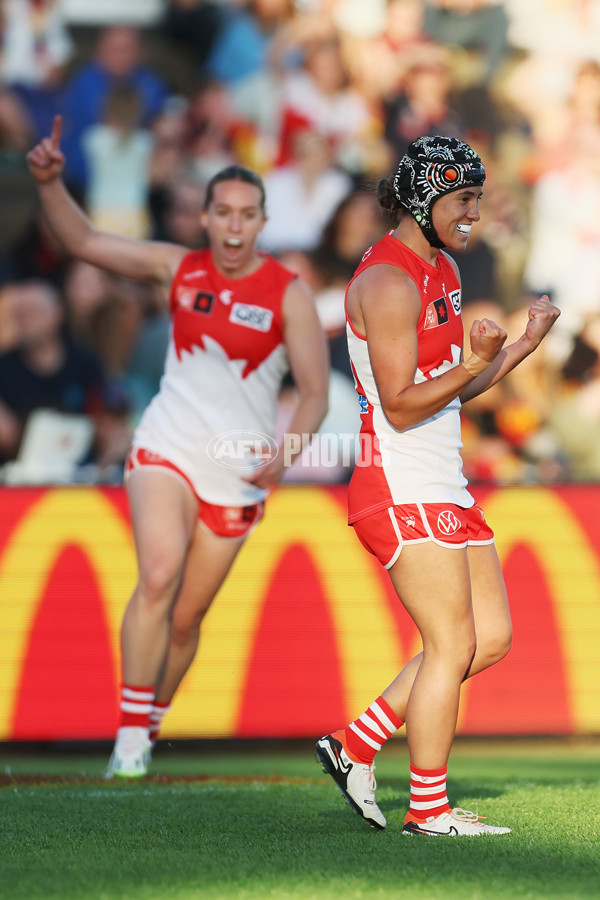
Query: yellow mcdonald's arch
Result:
<box><xmin>2</xmin><ymin>485</ymin><xmax>596</xmax><ymax>740</ymax></box>
<box><xmin>485</xmin><ymin>487</ymin><xmax>600</xmax><ymax>733</ymax></box>
<box><xmin>167</xmin><ymin>487</ymin><xmax>418</xmax><ymax>736</ymax></box>
<box><xmin>0</xmin><ymin>488</ymin><xmax>136</xmax><ymax>738</ymax></box>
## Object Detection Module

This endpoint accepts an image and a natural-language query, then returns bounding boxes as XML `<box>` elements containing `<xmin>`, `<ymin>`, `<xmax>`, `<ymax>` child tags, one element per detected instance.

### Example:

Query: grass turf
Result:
<box><xmin>1</xmin><ymin>738</ymin><xmax>598</xmax><ymax>900</ymax></box>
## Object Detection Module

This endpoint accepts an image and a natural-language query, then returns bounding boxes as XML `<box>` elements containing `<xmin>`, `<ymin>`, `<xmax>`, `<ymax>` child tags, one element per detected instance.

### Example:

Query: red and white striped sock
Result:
<box><xmin>118</xmin><ymin>684</ymin><xmax>154</xmax><ymax>730</ymax></box>
<box><xmin>407</xmin><ymin>763</ymin><xmax>451</xmax><ymax>822</ymax></box>
<box><xmin>338</xmin><ymin>696</ymin><xmax>404</xmax><ymax>765</ymax></box>
<box><xmin>149</xmin><ymin>702</ymin><xmax>171</xmax><ymax>744</ymax></box>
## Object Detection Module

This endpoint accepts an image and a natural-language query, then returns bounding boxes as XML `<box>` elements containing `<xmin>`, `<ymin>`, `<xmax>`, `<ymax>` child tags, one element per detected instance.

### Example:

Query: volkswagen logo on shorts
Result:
<box><xmin>207</xmin><ymin>431</ymin><xmax>279</xmax><ymax>470</ymax></box>
<box><xmin>437</xmin><ymin>509</ymin><xmax>460</xmax><ymax>535</ymax></box>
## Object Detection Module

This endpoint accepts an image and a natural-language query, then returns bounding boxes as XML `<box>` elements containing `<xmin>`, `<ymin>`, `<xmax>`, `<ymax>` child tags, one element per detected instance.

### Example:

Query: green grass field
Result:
<box><xmin>1</xmin><ymin>737</ymin><xmax>599</xmax><ymax>900</ymax></box>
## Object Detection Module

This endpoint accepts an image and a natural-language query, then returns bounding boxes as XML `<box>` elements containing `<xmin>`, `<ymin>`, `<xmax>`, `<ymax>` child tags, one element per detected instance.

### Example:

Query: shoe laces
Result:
<box><xmin>450</xmin><ymin>807</ymin><xmax>486</xmax><ymax>824</ymax></box>
<box><xmin>357</xmin><ymin>761</ymin><xmax>377</xmax><ymax>796</ymax></box>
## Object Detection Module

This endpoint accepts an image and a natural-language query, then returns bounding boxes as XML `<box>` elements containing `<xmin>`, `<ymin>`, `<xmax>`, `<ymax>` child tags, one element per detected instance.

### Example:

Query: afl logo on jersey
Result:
<box><xmin>230</xmin><ymin>303</ymin><xmax>273</xmax><ymax>332</ymax></box>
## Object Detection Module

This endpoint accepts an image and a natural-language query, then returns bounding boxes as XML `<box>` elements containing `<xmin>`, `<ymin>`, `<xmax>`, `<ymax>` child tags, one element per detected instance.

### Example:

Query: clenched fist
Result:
<box><xmin>524</xmin><ymin>294</ymin><xmax>561</xmax><ymax>346</ymax></box>
<box><xmin>468</xmin><ymin>317</ymin><xmax>507</xmax><ymax>363</ymax></box>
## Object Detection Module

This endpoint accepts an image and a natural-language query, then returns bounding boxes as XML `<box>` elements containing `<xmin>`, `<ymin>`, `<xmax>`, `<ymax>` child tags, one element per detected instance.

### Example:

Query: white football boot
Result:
<box><xmin>316</xmin><ymin>734</ymin><xmax>386</xmax><ymax>829</ymax></box>
<box><xmin>402</xmin><ymin>807</ymin><xmax>511</xmax><ymax>836</ymax></box>
<box><xmin>106</xmin><ymin>726</ymin><xmax>152</xmax><ymax>779</ymax></box>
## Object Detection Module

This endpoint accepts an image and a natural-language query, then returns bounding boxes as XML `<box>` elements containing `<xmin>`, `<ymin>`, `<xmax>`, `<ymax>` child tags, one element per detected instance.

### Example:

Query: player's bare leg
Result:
<box><xmin>382</xmin><ymin>542</ymin><xmax>512</xmax><ymax>714</ymax></box>
<box><xmin>384</xmin><ymin>541</ymin><xmax>511</xmax><ymax>835</ymax></box>
<box><xmin>107</xmin><ymin>470</ymin><xmax>197</xmax><ymax>778</ymax></box>
<box><xmin>388</xmin><ymin>541</ymin><xmax>476</xmax><ymax>769</ymax></box>
<box><xmin>152</xmin><ymin>525</ymin><xmax>246</xmax><ymax>720</ymax></box>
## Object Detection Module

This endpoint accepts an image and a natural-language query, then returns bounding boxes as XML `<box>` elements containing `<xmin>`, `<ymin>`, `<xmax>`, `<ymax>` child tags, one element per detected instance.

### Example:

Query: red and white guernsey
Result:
<box><xmin>346</xmin><ymin>232</ymin><xmax>474</xmax><ymax>523</ymax></box>
<box><xmin>133</xmin><ymin>249</ymin><xmax>295</xmax><ymax>506</ymax></box>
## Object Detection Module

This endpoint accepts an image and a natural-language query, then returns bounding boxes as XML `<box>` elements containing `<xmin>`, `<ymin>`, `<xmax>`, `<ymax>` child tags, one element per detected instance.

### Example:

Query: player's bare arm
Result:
<box><xmin>26</xmin><ymin>115</ymin><xmax>186</xmax><ymax>293</ymax></box>
<box><xmin>245</xmin><ymin>278</ymin><xmax>329</xmax><ymax>489</ymax></box>
<box><xmin>356</xmin><ymin>265</ymin><xmax>505</xmax><ymax>430</ymax></box>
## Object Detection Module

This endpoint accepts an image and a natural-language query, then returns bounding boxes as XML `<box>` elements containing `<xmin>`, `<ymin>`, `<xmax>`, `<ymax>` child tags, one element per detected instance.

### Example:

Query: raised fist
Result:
<box><xmin>468</xmin><ymin>317</ymin><xmax>507</xmax><ymax>363</ymax></box>
<box><xmin>524</xmin><ymin>295</ymin><xmax>561</xmax><ymax>346</ymax></box>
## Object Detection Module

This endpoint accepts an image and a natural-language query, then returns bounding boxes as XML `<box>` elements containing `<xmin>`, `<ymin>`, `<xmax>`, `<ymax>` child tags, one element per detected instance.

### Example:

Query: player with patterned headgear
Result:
<box><xmin>393</xmin><ymin>135</ymin><xmax>486</xmax><ymax>248</ymax></box>
<box><xmin>316</xmin><ymin>134</ymin><xmax>560</xmax><ymax>836</ymax></box>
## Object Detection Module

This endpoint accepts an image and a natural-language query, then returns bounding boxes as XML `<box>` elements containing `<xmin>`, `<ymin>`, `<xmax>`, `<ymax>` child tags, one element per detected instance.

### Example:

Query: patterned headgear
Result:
<box><xmin>393</xmin><ymin>136</ymin><xmax>485</xmax><ymax>249</ymax></box>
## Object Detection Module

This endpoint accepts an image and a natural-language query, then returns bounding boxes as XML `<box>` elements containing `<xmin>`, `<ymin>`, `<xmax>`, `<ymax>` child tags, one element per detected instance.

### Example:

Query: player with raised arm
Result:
<box><xmin>27</xmin><ymin>116</ymin><xmax>329</xmax><ymax>777</ymax></box>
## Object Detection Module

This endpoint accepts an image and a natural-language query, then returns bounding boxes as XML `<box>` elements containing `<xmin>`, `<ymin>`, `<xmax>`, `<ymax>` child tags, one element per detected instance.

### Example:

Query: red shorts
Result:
<box><xmin>125</xmin><ymin>447</ymin><xmax>264</xmax><ymax>539</ymax></box>
<box><xmin>352</xmin><ymin>502</ymin><xmax>494</xmax><ymax>569</ymax></box>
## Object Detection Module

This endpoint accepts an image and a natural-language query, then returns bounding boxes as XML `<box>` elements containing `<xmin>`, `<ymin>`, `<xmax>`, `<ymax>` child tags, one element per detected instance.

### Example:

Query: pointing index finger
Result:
<box><xmin>50</xmin><ymin>115</ymin><xmax>62</xmax><ymax>149</ymax></box>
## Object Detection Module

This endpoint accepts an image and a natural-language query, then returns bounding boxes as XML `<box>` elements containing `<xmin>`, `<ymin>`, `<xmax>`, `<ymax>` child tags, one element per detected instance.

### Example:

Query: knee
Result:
<box><xmin>427</xmin><ymin>629</ymin><xmax>477</xmax><ymax>675</ymax></box>
<box><xmin>170</xmin><ymin>609</ymin><xmax>205</xmax><ymax>648</ymax></box>
<box><xmin>477</xmin><ymin>625</ymin><xmax>513</xmax><ymax>671</ymax></box>
<box><xmin>138</xmin><ymin>557</ymin><xmax>183</xmax><ymax>606</ymax></box>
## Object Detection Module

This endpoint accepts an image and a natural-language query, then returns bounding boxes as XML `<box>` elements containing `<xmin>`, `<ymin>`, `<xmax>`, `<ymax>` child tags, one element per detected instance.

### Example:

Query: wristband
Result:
<box><xmin>462</xmin><ymin>353</ymin><xmax>490</xmax><ymax>377</ymax></box>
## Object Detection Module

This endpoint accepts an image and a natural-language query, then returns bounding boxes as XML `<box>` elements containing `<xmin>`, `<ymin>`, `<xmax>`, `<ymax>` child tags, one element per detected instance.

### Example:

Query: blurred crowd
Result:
<box><xmin>2</xmin><ymin>0</ymin><xmax>600</xmax><ymax>484</ymax></box>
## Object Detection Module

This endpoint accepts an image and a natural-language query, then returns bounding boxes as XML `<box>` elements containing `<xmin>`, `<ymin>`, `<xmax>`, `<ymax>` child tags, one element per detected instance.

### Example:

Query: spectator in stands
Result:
<box><xmin>259</xmin><ymin>126</ymin><xmax>352</xmax><ymax>255</ymax></box>
<box><xmin>313</xmin><ymin>190</ymin><xmax>387</xmax><ymax>287</ymax></box>
<box><xmin>161</xmin><ymin>0</ymin><xmax>223</xmax><ymax>77</ymax></box>
<box><xmin>423</xmin><ymin>0</ymin><xmax>509</xmax><ymax>81</ymax></box>
<box><xmin>0</xmin><ymin>0</ymin><xmax>73</xmax><ymax>148</ymax></box>
<box><xmin>0</xmin><ymin>279</ymin><xmax>105</xmax><ymax>464</ymax></box>
<box><xmin>151</xmin><ymin>177</ymin><xmax>206</xmax><ymax>248</ymax></box>
<box><xmin>9</xmin><ymin>204</ymin><xmax>71</xmax><ymax>286</ymax></box>
<box><xmin>63</xmin><ymin>260</ymin><xmax>168</xmax><ymax>422</ymax></box>
<box><xmin>62</xmin><ymin>259</ymin><xmax>115</xmax><ymax>349</ymax></box>
<box><xmin>204</xmin><ymin>0</ymin><xmax>294</xmax><ymax>87</ymax></box>
<box><xmin>524</xmin><ymin>123</ymin><xmax>600</xmax><ymax>360</ymax></box>
<box><xmin>337</xmin><ymin>0</ymin><xmax>431</xmax><ymax>108</ymax></box>
<box><xmin>546</xmin><ymin>324</ymin><xmax>600</xmax><ymax>480</ymax></box>
<box><xmin>384</xmin><ymin>43</ymin><xmax>460</xmax><ymax>159</ymax></box>
<box><xmin>125</xmin><ymin>292</ymin><xmax>170</xmax><ymax>421</ymax></box>
<box><xmin>147</xmin><ymin>97</ymin><xmax>190</xmax><ymax>224</ymax></box>
<box><xmin>82</xmin><ymin>83</ymin><xmax>154</xmax><ymax>240</ymax></box>
<box><xmin>310</xmin><ymin>190</ymin><xmax>387</xmax><ymax>380</ymax></box>
<box><xmin>182</xmin><ymin>77</ymin><xmax>244</xmax><ymax>182</ymax></box>
<box><xmin>59</xmin><ymin>24</ymin><xmax>168</xmax><ymax>192</ymax></box>
<box><xmin>444</xmin><ymin>220</ymin><xmax>498</xmax><ymax>308</ymax></box>
<box><xmin>276</xmin><ymin>34</ymin><xmax>372</xmax><ymax>175</ymax></box>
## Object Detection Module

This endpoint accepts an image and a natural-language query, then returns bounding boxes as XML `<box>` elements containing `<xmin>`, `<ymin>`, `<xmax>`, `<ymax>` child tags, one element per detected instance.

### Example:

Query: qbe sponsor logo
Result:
<box><xmin>229</xmin><ymin>303</ymin><xmax>273</xmax><ymax>332</ymax></box>
<box><xmin>207</xmin><ymin>431</ymin><xmax>278</xmax><ymax>470</ymax></box>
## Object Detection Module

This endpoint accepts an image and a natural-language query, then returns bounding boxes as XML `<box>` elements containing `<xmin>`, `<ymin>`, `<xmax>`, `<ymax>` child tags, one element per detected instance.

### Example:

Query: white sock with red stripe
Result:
<box><xmin>118</xmin><ymin>684</ymin><xmax>154</xmax><ymax>731</ymax></box>
<box><xmin>337</xmin><ymin>695</ymin><xmax>404</xmax><ymax>765</ymax></box>
<box><xmin>149</xmin><ymin>702</ymin><xmax>171</xmax><ymax>744</ymax></box>
<box><xmin>407</xmin><ymin>763</ymin><xmax>451</xmax><ymax>822</ymax></box>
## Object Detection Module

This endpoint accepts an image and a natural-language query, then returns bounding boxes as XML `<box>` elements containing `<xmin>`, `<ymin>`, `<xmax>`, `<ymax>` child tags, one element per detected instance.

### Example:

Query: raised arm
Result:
<box><xmin>353</xmin><ymin>264</ymin><xmax>507</xmax><ymax>431</ymax></box>
<box><xmin>26</xmin><ymin>116</ymin><xmax>186</xmax><ymax>290</ymax></box>
<box><xmin>245</xmin><ymin>278</ymin><xmax>329</xmax><ymax>489</ymax></box>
